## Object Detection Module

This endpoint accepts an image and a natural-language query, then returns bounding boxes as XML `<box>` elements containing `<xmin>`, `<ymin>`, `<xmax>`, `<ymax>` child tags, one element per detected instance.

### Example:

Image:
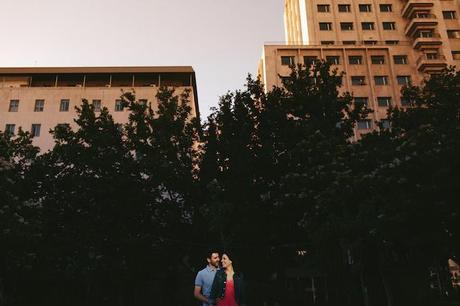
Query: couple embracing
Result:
<box><xmin>194</xmin><ymin>250</ymin><xmax>246</xmax><ymax>306</ymax></box>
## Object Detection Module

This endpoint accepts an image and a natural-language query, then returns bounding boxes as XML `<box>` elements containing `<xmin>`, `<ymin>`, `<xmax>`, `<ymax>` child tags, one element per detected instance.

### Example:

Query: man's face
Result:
<box><xmin>207</xmin><ymin>253</ymin><xmax>220</xmax><ymax>268</ymax></box>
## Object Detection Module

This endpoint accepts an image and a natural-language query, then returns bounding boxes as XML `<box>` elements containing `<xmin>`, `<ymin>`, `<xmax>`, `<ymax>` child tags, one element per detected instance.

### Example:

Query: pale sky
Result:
<box><xmin>0</xmin><ymin>0</ymin><xmax>285</xmax><ymax>118</ymax></box>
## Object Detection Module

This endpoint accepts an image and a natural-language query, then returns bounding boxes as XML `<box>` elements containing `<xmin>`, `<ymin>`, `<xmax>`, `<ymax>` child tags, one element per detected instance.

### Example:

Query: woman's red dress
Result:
<box><xmin>217</xmin><ymin>279</ymin><xmax>238</xmax><ymax>306</ymax></box>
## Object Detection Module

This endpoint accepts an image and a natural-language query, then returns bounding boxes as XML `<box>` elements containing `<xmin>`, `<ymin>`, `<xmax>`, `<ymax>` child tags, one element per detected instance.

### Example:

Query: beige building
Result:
<box><xmin>260</xmin><ymin>0</ymin><xmax>460</xmax><ymax>135</ymax></box>
<box><xmin>0</xmin><ymin>67</ymin><xmax>199</xmax><ymax>151</ymax></box>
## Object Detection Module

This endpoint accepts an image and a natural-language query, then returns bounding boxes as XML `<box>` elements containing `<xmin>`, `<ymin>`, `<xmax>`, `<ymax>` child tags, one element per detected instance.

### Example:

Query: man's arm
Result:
<box><xmin>194</xmin><ymin>286</ymin><xmax>209</xmax><ymax>303</ymax></box>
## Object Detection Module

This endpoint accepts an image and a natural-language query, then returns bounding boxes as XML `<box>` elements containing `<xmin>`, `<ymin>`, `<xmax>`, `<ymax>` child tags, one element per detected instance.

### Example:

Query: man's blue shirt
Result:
<box><xmin>195</xmin><ymin>266</ymin><xmax>218</xmax><ymax>306</ymax></box>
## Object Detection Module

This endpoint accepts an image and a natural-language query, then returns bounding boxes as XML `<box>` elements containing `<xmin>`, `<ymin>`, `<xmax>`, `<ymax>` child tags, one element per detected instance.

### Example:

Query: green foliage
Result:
<box><xmin>0</xmin><ymin>64</ymin><xmax>459</xmax><ymax>305</ymax></box>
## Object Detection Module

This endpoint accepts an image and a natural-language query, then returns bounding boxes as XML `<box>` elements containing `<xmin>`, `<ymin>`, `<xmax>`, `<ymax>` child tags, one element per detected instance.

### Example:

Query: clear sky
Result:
<box><xmin>0</xmin><ymin>0</ymin><xmax>285</xmax><ymax>118</ymax></box>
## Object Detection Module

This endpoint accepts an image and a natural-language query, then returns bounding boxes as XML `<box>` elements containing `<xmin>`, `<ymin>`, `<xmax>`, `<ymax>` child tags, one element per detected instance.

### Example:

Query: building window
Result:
<box><xmin>443</xmin><ymin>11</ymin><xmax>457</xmax><ymax>19</ymax></box>
<box><xmin>31</xmin><ymin>124</ymin><xmax>41</xmax><ymax>137</ymax></box>
<box><xmin>321</xmin><ymin>40</ymin><xmax>334</xmax><ymax>45</ymax></box>
<box><xmin>304</xmin><ymin>56</ymin><xmax>318</xmax><ymax>65</ymax></box>
<box><xmin>401</xmin><ymin>97</ymin><xmax>412</xmax><ymax>106</ymax></box>
<box><xmin>60</xmin><ymin>99</ymin><xmax>70</xmax><ymax>112</ymax></box>
<box><xmin>362</xmin><ymin>22</ymin><xmax>375</xmax><ymax>30</ymax></box>
<box><xmin>377</xmin><ymin>97</ymin><xmax>392</xmax><ymax>107</ymax></box>
<box><xmin>281</xmin><ymin>56</ymin><xmax>295</xmax><ymax>66</ymax></box>
<box><xmin>385</xmin><ymin>40</ymin><xmax>399</xmax><ymax>45</ymax></box>
<box><xmin>338</xmin><ymin>4</ymin><xmax>351</xmax><ymax>12</ymax></box>
<box><xmin>92</xmin><ymin>100</ymin><xmax>102</xmax><ymax>112</ymax></box>
<box><xmin>380</xmin><ymin>119</ymin><xmax>391</xmax><ymax>129</ymax></box>
<box><xmin>394</xmin><ymin>55</ymin><xmax>408</xmax><ymax>64</ymax></box>
<box><xmin>357</xmin><ymin>120</ymin><xmax>372</xmax><ymax>130</ymax></box>
<box><xmin>382</xmin><ymin>22</ymin><xmax>396</xmax><ymax>30</ymax></box>
<box><xmin>115</xmin><ymin>100</ymin><xmax>124</xmax><ymax>112</ymax></box>
<box><xmin>379</xmin><ymin>4</ymin><xmax>392</xmax><ymax>12</ymax></box>
<box><xmin>343</xmin><ymin>40</ymin><xmax>357</xmax><ymax>45</ymax></box>
<box><xmin>319</xmin><ymin>22</ymin><xmax>333</xmax><ymax>31</ymax></box>
<box><xmin>426</xmin><ymin>53</ymin><xmax>439</xmax><ymax>60</ymax></box>
<box><xmin>351</xmin><ymin>76</ymin><xmax>366</xmax><ymax>85</ymax></box>
<box><xmin>359</xmin><ymin>4</ymin><xmax>372</xmax><ymax>12</ymax></box>
<box><xmin>349</xmin><ymin>56</ymin><xmax>363</xmax><ymax>64</ymax></box>
<box><xmin>341</xmin><ymin>22</ymin><xmax>354</xmax><ymax>30</ymax></box>
<box><xmin>317</xmin><ymin>4</ymin><xmax>330</xmax><ymax>12</ymax></box>
<box><xmin>364</xmin><ymin>40</ymin><xmax>377</xmax><ymax>45</ymax></box>
<box><xmin>452</xmin><ymin>51</ymin><xmax>460</xmax><ymax>60</ymax></box>
<box><xmin>447</xmin><ymin>30</ymin><xmax>460</xmax><ymax>38</ymax></box>
<box><xmin>56</xmin><ymin>123</ymin><xmax>70</xmax><ymax>129</ymax></box>
<box><xmin>34</xmin><ymin>100</ymin><xmax>45</xmax><ymax>112</ymax></box>
<box><xmin>8</xmin><ymin>100</ymin><xmax>19</xmax><ymax>112</ymax></box>
<box><xmin>417</xmin><ymin>30</ymin><xmax>434</xmax><ymax>37</ymax></box>
<box><xmin>355</xmin><ymin>97</ymin><xmax>369</xmax><ymax>107</ymax></box>
<box><xmin>374</xmin><ymin>76</ymin><xmax>389</xmax><ymax>85</ymax></box>
<box><xmin>371</xmin><ymin>56</ymin><xmax>385</xmax><ymax>64</ymax></box>
<box><xmin>5</xmin><ymin>124</ymin><xmax>15</xmax><ymax>136</ymax></box>
<box><xmin>397</xmin><ymin>75</ymin><xmax>411</xmax><ymax>85</ymax></box>
<box><xmin>326</xmin><ymin>56</ymin><xmax>340</xmax><ymax>65</ymax></box>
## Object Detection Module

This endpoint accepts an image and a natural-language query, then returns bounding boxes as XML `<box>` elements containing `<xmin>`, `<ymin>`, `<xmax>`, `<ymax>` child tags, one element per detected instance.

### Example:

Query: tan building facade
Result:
<box><xmin>260</xmin><ymin>0</ymin><xmax>460</xmax><ymax>135</ymax></box>
<box><xmin>0</xmin><ymin>67</ymin><xmax>199</xmax><ymax>151</ymax></box>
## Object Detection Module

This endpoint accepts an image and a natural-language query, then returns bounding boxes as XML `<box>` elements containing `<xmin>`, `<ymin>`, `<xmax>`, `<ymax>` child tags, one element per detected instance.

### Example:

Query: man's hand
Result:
<box><xmin>194</xmin><ymin>286</ymin><xmax>209</xmax><ymax>303</ymax></box>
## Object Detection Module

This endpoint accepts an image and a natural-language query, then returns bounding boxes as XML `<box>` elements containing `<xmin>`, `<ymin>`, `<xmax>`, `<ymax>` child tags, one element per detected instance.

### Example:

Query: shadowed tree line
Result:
<box><xmin>0</xmin><ymin>62</ymin><xmax>459</xmax><ymax>306</ymax></box>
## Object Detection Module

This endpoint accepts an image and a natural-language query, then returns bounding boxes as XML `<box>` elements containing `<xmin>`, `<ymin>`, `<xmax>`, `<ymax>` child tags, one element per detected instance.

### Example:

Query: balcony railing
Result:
<box><xmin>415</xmin><ymin>32</ymin><xmax>441</xmax><ymax>38</ymax></box>
<box><xmin>405</xmin><ymin>14</ymin><xmax>438</xmax><ymax>36</ymax></box>
<box><xmin>401</xmin><ymin>0</ymin><xmax>434</xmax><ymax>18</ymax></box>
<box><xmin>413</xmin><ymin>33</ymin><xmax>442</xmax><ymax>49</ymax></box>
<box><xmin>416</xmin><ymin>54</ymin><xmax>446</xmax><ymax>65</ymax></box>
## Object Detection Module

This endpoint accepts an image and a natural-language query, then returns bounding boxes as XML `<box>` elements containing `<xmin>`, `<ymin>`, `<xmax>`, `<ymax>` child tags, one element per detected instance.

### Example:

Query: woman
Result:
<box><xmin>210</xmin><ymin>252</ymin><xmax>246</xmax><ymax>306</ymax></box>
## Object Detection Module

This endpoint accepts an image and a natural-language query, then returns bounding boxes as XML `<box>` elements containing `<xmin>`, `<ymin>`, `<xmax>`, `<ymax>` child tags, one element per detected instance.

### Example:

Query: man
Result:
<box><xmin>194</xmin><ymin>250</ymin><xmax>220</xmax><ymax>306</ymax></box>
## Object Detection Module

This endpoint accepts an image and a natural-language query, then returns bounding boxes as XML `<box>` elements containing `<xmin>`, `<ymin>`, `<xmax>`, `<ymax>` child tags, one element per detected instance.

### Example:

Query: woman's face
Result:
<box><xmin>221</xmin><ymin>254</ymin><xmax>232</xmax><ymax>268</ymax></box>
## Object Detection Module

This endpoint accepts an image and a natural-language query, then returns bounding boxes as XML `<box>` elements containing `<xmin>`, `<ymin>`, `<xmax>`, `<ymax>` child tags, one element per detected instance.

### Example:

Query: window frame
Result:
<box><xmin>349</xmin><ymin>55</ymin><xmax>363</xmax><ymax>65</ymax></box>
<box><xmin>340</xmin><ymin>22</ymin><xmax>354</xmax><ymax>31</ymax></box>
<box><xmin>34</xmin><ymin>99</ymin><xmax>45</xmax><ymax>112</ymax></box>
<box><xmin>31</xmin><ymin>124</ymin><xmax>41</xmax><ymax>137</ymax></box>
<box><xmin>443</xmin><ymin>11</ymin><xmax>457</xmax><ymax>20</ymax></box>
<box><xmin>379</xmin><ymin>4</ymin><xmax>392</xmax><ymax>12</ymax></box>
<box><xmin>377</xmin><ymin>97</ymin><xmax>392</xmax><ymax>107</ymax></box>
<box><xmin>5</xmin><ymin>124</ymin><xmax>16</xmax><ymax>136</ymax></box>
<box><xmin>281</xmin><ymin>56</ymin><xmax>296</xmax><ymax>66</ymax></box>
<box><xmin>338</xmin><ymin>4</ymin><xmax>351</xmax><ymax>12</ymax></box>
<box><xmin>371</xmin><ymin>56</ymin><xmax>385</xmax><ymax>64</ymax></box>
<box><xmin>351</xmin><ymin>76</ymin><xmax>366</xmax><ymax>86</ymax></box>
<box><xmin>374</xmin><ymin>76</ymin><xmax>390</xmax><ymax>86</ymax></box>
<box><xmin>354</xmin><ymin>97</ymin><xmax>369</xmax><ymax>107</ymax></box>
<box><xmin>115</xmin><ymin>99</ymin><xmax>124</xmax><ymax>112</ymax></box>
<box><xmin>8</xmin><ymin>100</ymin><xmax>19</xmax><ymax>112</ymax></box>
<box><xmin>326</xmin><ymin>56</ymin><xmax>340</xmax><ymax>65</ymax></box>
<box><xmin>382</xmin><ymin>22</ymin><xmax>396</xmax><ymax>30</ymax></box>
<box><xmin>357</xmin><ymin>119</ymin><xmax>373</xmax><ymax>130</ymax></box>
<box><xmin>319</xmin><ymin>22</ymin><xmax>333</xmax><ymax>31</ymax></box>
<box><xmin>317</xmin><ymin>4</ymin><xmax>330</xmax><ymax>12</ymax></box>
<box><xmin>59</xmin><ymin>99</ymin><xmax>70</xmax><ymax>112</ymax></box>
<box><xmin>92</xmin><ymin>99</ymin><xmax>102</xmax><ymax>112</ymax></box>
<box><xmin>397</xmin><ymin>75</ymin><xmax>411</xmax><ymax>85</ymax></box>
<box><xmin>359</xmin><ymin>4</ymin><xmax>372</xmax><ymax>12</ymax></box>
<box><xmin>361</xmin><ymin>22</ymin><xmax>375</xmax><ymax>30</ymax></box>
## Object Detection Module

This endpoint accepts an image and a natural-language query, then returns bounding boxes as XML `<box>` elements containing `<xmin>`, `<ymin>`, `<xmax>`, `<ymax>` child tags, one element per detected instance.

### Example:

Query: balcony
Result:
<box><xmin>401</xmin><ymin>0</ymin><xmax>434</xmax><ymax>18</ymax></box>
<box><xmin>416</xmin><ymin>54</ymin><xmax>447</xmax><ymax>72</ymax></box>
<box><xmin>405</xmin><ymin>14</ymin><xmax>438</xmax><ymax>37</ymax></box>
<box><xmin>412</xmin><ymin>33</ymin><xmax>442</xmax><ymax>49</ymax></box>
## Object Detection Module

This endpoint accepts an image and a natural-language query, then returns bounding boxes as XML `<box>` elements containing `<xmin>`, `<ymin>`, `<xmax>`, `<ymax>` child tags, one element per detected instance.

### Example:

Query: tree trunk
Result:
<box><xmin>360</xmin><ymin>270</ymin><xmax>369</xmax><ymax>306</ymax></box>
<box><xmin>380</xmin><ymin>268</ymin><xmax>393</xmax><ymax>306</ymax></box>
<box><xmin>0</xmin><ymin>277</ymin><xmax>4</xmax><ymax>306</ymax></box>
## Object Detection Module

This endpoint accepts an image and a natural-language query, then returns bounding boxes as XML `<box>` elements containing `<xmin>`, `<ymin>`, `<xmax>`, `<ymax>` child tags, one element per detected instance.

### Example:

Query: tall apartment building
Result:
<box><xmin>259</xmin><ymin>0</ymin><xmax>460</xmax><ymax>136</ymax></box>
<box><xmin>0</xmin><ymin>67</ymin><xmax>199</xmax><ymax>151</ymax></box>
